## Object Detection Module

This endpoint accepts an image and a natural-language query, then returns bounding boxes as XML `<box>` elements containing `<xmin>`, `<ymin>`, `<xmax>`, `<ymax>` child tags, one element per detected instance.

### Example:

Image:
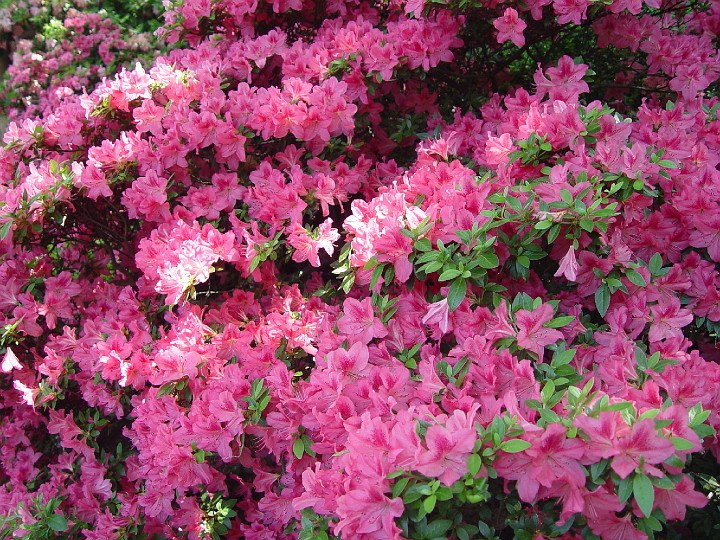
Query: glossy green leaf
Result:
<box><xmin>467</xmin><ymin>453</ymin><xmax>482</xmax><ymax>477</ymax></box>
<box><xmin>500</xmin><ymin>439</ymin><xmax>531</xmax><ymax>453</ymax></box>
<box><xmin>293</xmin><ymin>438</ymin><xmax>305</xmax><ymax>459</ymax></box>
<box><xmin>595</xmin><ymin>283</ymin><xmax>610</xmax><ymax>317</ymax></box>
<box><xmin>47</xmin><ymin>514</ymin><xmax>68</xmax><ymax>532</ymax></box>
<box><xmin>670</xmin><ymin>437</ymin><xmax>696</xmax><ymax>451</ymax></box>
<box><xmin>633</xmin><ymin>473</ymin><xmax>654</xmax><ymax>518</ymax></box>
<box><xmin>447</xmin><ymin>278</ymin><xmax>467</xmax><ymax>312</ymax></box>
<box><xmin>475</xmin><ymin>253</ymin><xmax>499</xmax><ymax>269</ymax></box>
<box><xmin>544</xmin><ymin>315</ymin><xmax>574</xmax><ymax>328</ymax></box>
<box><xmin>625</xmin><ymin>268</ymin><xmax>647</xmax><ymax>287</ymax></box>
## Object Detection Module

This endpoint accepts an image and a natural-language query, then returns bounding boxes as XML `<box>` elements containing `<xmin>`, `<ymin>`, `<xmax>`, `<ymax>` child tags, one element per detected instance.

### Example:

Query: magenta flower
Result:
<box><xmin>335</xmin><ymin>485</ymin><xmax>404</xmax><ymax>539</ymax></box>
<box><xmin>1</xmin><ymin>347</ymin><xmax>21</xmax><ymax>373</ymax></box>
<box><xmin>515</xmin><ymin>303</ymin><xmax>564</xmax><ymax>357</ymax></box>
<box><xmin>422</xmin><ymin>297</ymin><xmax>452</xmax><ymax>334</ymax></box>
<box><xmin>493</xmin><ymin>8</ymin><xmax>527</xmax><ymax>47</ymax></box>
<box><xmin>648</xmin><ymin>296</ymin><xmax>693</xmax><ymax>342</ymax></box>
<box><xmin>611</xmin><ymin>418</ymin><xmax>675</xmax><ymax>479</ymax></box>
<box><xmin>337</xmin><ymin>297</ymin><xmax>388</xmax><ymax>344</ymax></box>
<box><xmin>415</xmin><ymin>423</ymin><xmax>476</xmax><ymax>486</ymax></box>
<box><xmin>554</xmin><ymin>245</ymin><xmax>579</xmax><ymax>281</ymax></box>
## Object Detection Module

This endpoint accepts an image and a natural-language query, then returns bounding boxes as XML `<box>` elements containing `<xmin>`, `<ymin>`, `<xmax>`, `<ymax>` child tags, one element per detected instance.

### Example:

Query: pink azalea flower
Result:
<box><xmin>415</xmin><ymin>423</ymin><xmax>475</xmax><ymax>486</ymax></box>
<box><xmin>1</xmin><ymin>347</ymin><xmax>22</xmax><ymax>373</ymax></box>
<box><xmin>493</xmin><ymin>8</ymin><xmax>527</xmax><ymax>47</ymax></box>
<box><xmin>515</xmin><ymin>303</ymin><xmax>564</xmax><ymax>357</ymax></box>
<box><xmin>554</xmin><ymin>245</ymin><xmax>579</xmax><ymax>281</ymax></box>
<box><xmin>337</xmin><ymin>297</ymin><xmax>388</xmax><ymax>344</ymax></box>
<box><xmin>527</xmin><ymin>422</ymin><xmax>586</xmax><ymax>490</ymax></box>
<box><xmin>589</xmin><ymin>510</ymin><xmax>648</xmax><ymax>540</ymax></box>
<box><xmin>669</xmin><ymin>64</ymin><xmax>711</xmax><ymax>100</ymax></box>
<box><xmin>653</xmin><ymin>475</ymin><xmax>707</xmax><ymax>520</ymax></box>
<box><xmin>422</xmin><ymin>297</ymin><xmax>452</xmax><ymax>334</ymax></box>
<box><xmin>648</xmin><ymin>296</ymin><xmax>693</xmax><ymax>342</ymax></box>
<box><xmin>611</xmin><ymin>418</ymin><xmax>675</xmax><ymax>479</ymax></box>
<box><xmin>335</xmin><ymin>485</ymin><xmax>404</xmax><ymax>539</ymax></box>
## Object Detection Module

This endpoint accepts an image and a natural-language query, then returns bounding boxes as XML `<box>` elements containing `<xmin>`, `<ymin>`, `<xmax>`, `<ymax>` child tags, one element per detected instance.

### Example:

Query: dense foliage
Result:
<box><xmin>1</xmin><ymin>0</ymin><xmax>720</xmax><ymax>539</ymax></box>
<box><xmin>0</xmin><ymin>0</ymin><xmax>163</xmax><ymax>120</ymax></box>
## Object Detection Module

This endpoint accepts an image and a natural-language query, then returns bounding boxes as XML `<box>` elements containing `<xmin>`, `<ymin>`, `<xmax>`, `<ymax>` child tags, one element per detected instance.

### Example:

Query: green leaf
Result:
<box><xmin>402</xmin><ymin>485</ymin><xmax>424</xmax><ymax>504</ymax></box>
<box><xmin>606</xmin><ymin>278</ymin><xmax>623</xmax><ymax>289</ymax></box>
<box><xmin>302</xmin><ymin>435</ymin><xmax>316</xmax><ymax>457</ymax></box>
<box><xmin>560</xmin><ymin>188</ymin><xmax>573</xmax><ymax>205</ymax></box>
<box><xmin>477</xmin><ymin>521</ymin><xmax>492</xmax><ymax>538</ymax></box>
<box><xmin>416</xmin><ymin>252</ymin><xmax>440</xmax><ymax>264</ymax></box>
<box><xmin>635</xmin><ymin>347</ymin><xmax>648</xmax><ymax>372</ymax></box>
<box><xmin>447</xmin><ymin>278</ymin><xmax>467</xmax><ymax>312</ymax></box>
<box><xmin>694</xmin><ymin>424</ymin><xmax>716</xmax><ymax>439</ymax></box>
<box><xmin>293</xmin><ymin>438</ymin><xmax>305</xmax><ymax>460</ymax></box>
<box><xmin>423</xmin><ymin>494</ymin><xmax>437</xmax><ymax>513</ymax></box>
<box><xmin>249</xmin><ymin>255</ymin><xmax>261</xmax><ymax>273</ymax></box>
<box><xmin>541</xmin><ymin>380</ymin><xmax>556</xmax><ymax>404</ymax></box>
<box><xmin>422</xmin><ymin>261</ymin><xmax>444</xmax><ymax>274</ymax></box>
<box><xmin>524</xmin><ymin>399</ymin><xmax>542</xmax><ymax>411</ymax></box>
<box><xmin>341</xmin><ymin>273</ymin><xmax>355</xmax><ymax>294</ymax></box>
<box><xmin>506</xmin><ymin>196</ymin><xmax>523</xmax><ymax>213</ymax></box>
<box><xmin>547</xmin><ymin>223</ymin><xmax>561</xmax><ymax>243</ymax></box>
<box><xmin>370</xmin><ymin>264</ymin><xmax>384</xmax><ymax>289</ymax></box>
<box><xmin>500</xmin><ymin>439</ymin><xmax>531</xmax><ymax>453</ymax></box>
<box><xmin>435</xmin><ymin>486</ymin><xmax>453</xmax><ymax>501</ymax></box>
<box><xmin>415</xmin><ymin>238</ymin><xmax>432</xmax><ymax>252</ymax></box>
<box><xmin>639</xmin><ymin>408</ymin><xmax>660</xmax><ymax>421</ymax></box>
<box><xmin>579</xmin><ymin>218</ymin><xmax>594</xmax><ymax>232</ymax></box>
<box><xmin>595</xmin><ymin>283</ymin><xmax>610</xmax><ymax>317</ymax></box>
<box><xmin>625</xmin><ymin>268</ymin><xmax>647</xmax><ymax>287</ymax></box>
<box><xmin>456</xmin><ymin>230</ymin><xmax>473</xmax><ymax>246</ymax></box>
<box><xmin>638</xmin><ymin>516</ymin><xmax>663</xmax><ymax>532</ymax></box>
<box><xmin>646</xmin><ymin>351</ymin><xmax>661</xmax><ymax>369</ymax></box>
<box><xmin>457</xmin><ymin>526</ymin><xmax>471</xmax><ymax>540</ymax></box>
<box><xmin>670</xmin><ymin>437</ymin><xmax>696</xmax><ymax>451</ymax></box>
<box><xmin>689</xmin><ymin>404</ymin><xmax>711</xmax><ymax>427</ymax></box>
<box><xmin>392</xmin><ymin>476</ymin><xmax>411</xmax><ymax>498</ymax></box>
<box><xmin>475</xmin><ymin>252</ymin><xmax>499</xmax><ymax>269</ymax></box>
<box><xmin>0</xmin><ymin>220</ymin><xmax>12</xmax><ymax>240</ymax></box>
<box><xmin>467</xmin><ymin>453</ymin><xmax>482</xmax><ymax>477</ymax></box>
<box><xmin>157</xmin><ymin>381</ymin><xmax>176</xmax><ymax>397</ymax></box>
<box><xmin>648</xmin><ymin>253</ymin><xmax>663</xmax><ymax>276</ymax></box>
<box><xmin>538</xmin><ymin>408</ymin><xmax>561</xmax><ymax>424</ymax></box>
<box><xmin>633</xmin><ymin>473</ymin><xmax>655</xmax><ymax>518</ymax></box>
<box><xmin>649</xmin><ymin>475</ymin><xmax>676</xmax><ymax>490</ymax></box>
<box><xmin>551</xmin><ymin>348</ymin><xmax>576</xmax><ymax>367</ymax></box>
<box><xmin>665</xmin><ymin>454</ymin><xmax>686</xmax><ymax>469</ymax></box>
<box><xmin>544</xmin><ymin>315</ymin><xmax>574</xmax><ymax>328</ymax></box>
<box><xmin>47</xmin><ymin>514</ymin><xmax>68</xmax><ymax>532</ymax></box>
<box><xmin>606</xmin><ymin>402</ymin><xmax>633</xmax><ymax>413</ymax></box>
<box><xmin>592</xmin><ymin>207</ymin><xmax>619</xmax><ymax>218</ymax></box>
<box><xmin>439</xmin><ymin>269</ymin><xmax>462</xmax><ymax>281</ymax></box>
<box><xmin>617</xmin><ymin>475</ymin><xmax>633</xmax><ymax>503</ymax></box>
<box><xmin>590</xmin><ymin>459</ymin><xmax>609</xmax><ymax>483</ymax></box>
<box><xmin>425</xmin><ymin>519</ymin><xmax>452</xmax><ymax>538</ymax></box>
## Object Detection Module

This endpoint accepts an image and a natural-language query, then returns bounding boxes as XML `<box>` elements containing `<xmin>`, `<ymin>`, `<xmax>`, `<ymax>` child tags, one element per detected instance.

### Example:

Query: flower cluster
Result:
<box><xmin>0</xmin><ymin>0</ymin><xmax>162</xmax><ymax>121</ymax></box>
<box><xmin>1</xmin><ymin>0</ymin><xmax>720</xmax><ymax>539</ymax></box>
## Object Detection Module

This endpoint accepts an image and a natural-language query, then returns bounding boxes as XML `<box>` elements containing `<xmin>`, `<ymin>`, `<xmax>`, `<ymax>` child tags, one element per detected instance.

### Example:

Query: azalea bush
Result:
<box><xmin>2</xmin><ymin>0</ymin><xmax>720</xmax><ymax>539</ymax></box>
<box><xmin>0</xmin><ymin>0</ymin><xmax>164</xmax><ymax>121</ymax></box>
